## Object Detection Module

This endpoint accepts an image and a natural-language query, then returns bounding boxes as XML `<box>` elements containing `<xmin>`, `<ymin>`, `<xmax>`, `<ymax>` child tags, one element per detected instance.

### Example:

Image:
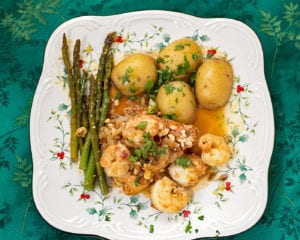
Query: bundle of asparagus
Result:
<box><xmin>61</xmin><ymin>32</ymin><xmax>116</xmax><ymax>195</ymax></box>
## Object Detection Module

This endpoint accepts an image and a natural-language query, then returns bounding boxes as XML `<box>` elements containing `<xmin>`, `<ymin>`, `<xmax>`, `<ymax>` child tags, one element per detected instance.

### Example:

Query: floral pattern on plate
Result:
<box><xmin>49</xmin><ymin>25</ymin><xmax>255</xmax><ymax>235</ymax></box>
<box><xmin>31</xmin><ymin>11</ymin><xmax>273</xmax><ymax>240</ymax></box>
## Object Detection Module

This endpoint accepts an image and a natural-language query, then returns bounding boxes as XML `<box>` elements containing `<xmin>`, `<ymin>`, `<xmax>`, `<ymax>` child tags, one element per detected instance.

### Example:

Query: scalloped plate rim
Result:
<box><xmin>30</xmin><ymin>10</ymin><xmax>274</xmax><ymax>240</ymax></box>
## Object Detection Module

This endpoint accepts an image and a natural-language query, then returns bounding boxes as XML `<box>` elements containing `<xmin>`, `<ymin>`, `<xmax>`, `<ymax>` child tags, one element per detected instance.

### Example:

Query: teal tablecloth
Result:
<box><xmin>0</xmin><ymin>0</ymin><xmax>299</xmax><ymax>239</ymax></box>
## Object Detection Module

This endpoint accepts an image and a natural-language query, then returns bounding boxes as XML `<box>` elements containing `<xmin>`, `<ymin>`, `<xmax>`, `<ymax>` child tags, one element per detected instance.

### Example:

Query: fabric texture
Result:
<box><xmin>0</xmin><ymin>0</ymin><xmax>299</xmax><ymax>239</ymax></box>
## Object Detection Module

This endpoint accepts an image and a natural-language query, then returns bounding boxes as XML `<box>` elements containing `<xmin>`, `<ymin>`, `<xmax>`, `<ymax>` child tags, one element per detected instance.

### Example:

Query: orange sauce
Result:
<box><xmin>109</xmin><ymin>86</ymin><xmax>147</xmax><ymax>116</ymax></box>
<box><xmin>192</xmin><ymin>106</ymin><xmax>227</xmax><ymax>136</ymax></box>
<box><xmin>107</xmin><ymin>87</ymin><xmax>226</xmax><ymax>196</ymax></box>
<box><xmin>108</xmin><ymin>85</ymin><xmax>227</xmax><ymax>137</ymax></box>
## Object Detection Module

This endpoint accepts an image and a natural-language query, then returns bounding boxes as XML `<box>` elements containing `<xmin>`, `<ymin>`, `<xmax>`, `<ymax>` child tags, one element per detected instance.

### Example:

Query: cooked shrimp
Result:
<box><xmin>143</xmin><ymin>148</ymin><xmax>180</xmax><ymax>172</ymax></box>
<box><xmin>168</xmin><ymin>153</ymin><xmax>207</xmax><ymax>187</ymax></box>
<box><xmin>100</xmin><ymin>143</ymin><xmax>131</xmax><ymax>178</ymax></box>
<box><xmin>198</xmin><ymin>133</ymin><xmax>231</xmax><ymax>166</ymax></box>
<box><xmin>151</xmin><ymin>176</ymin><xmax>190</xmax><ymax>213</ymax></box>
<box><xmin>114</xmin><ymin>172</ymin><xmax>151</xmax><ymax>195</ymax></box>
<box><xmin>122</xmin><ymin>114</ymin><xmax>162</xmax><ymax>147</ymax></box>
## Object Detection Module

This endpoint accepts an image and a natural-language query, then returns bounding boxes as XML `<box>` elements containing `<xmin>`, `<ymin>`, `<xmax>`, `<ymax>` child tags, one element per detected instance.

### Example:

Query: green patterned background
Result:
<box><xmin>0</xmin><ymin>0</ymin><xmax>299</xmax><ymax>239</ymax></box>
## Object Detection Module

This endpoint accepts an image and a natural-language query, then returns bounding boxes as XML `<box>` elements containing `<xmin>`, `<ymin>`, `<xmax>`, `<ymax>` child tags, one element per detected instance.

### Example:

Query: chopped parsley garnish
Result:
<box><xmin>157</xmin><ymin>146</ymin><xmax>167</xmax><ymax>155</ymax></box>
<box><xmin>177</xmin><ymin>86</ymin><xmax>183</xmax><ymax>92</ymax></box>
<box><xmin>175</xmin><ymin>156</ymin><xmax>191</xmax><ymax>168</ymax></box>
<box><xmin>145</xmin><ymin>80</ymin><xmax>155</xmax><ymax>93</ymax></box>
<box><xmin>129</xmin><ymin>155</ymin><xmax>139</xmax><ymax>162</ymax></box>
<box><xmin>134</xmin><ymin>178</ymin><xmax>140</xmax><ymax>187</ymax></box>
<box><xmin>128</xmin><ymin>96</ymin><xmax>137</xmax><ymax>101</ymax></box>
<box><xmin>128</xmin><ymin>82</ymin><xmax>137</xmax><ymax>93</ymax></box>
<box><xmin>114</xmin><ymin>90</ymin><xmax>122</xmax><ymax>100</ymax></box>
<box><xmin>128</xmin><ymin>133</ymin><xmax>167</xmax><ymax>164</ymax></box>
<box><xmin>164</xmin><ymin>83</ymin><xmax>176</xmax><ymax>95</ymax></box>
<box><xmin>189</xmin><ymin>72</ymin><xmax>196</xmax><ymax>86</ymax></box>
<box><xmin>121</xmin><ymin>66</ymin><xmax>133</xmax><ymax>85</ymax></box>
<box><xmin>174</xmin><ymin>43</ymin><xmax>191</xmax><ymax>51</ymax></box>
<box><xmin>146</xmin><ymin>103</ymin><xmax>157</xmax><ymax>114</ymax></box>
<box><xmin>174</xmin><ymin>44</ymin><xmax>185</xmax><ymax>50</ymax></box>
<box><xmin>192</xmin><ymin>52</ymin><xmax>200</xmax><ymax>60</ymax></box>
<box><xmin>136</xmin><ymin>121</ymin><xmax>148</xmax><ymax>129</ymax></box>
<box><xmin>177</xmin><ymin>56</ymin><xmax>190</xmax><ymax>75</ymax></box>
<box><xmin>156</xmin><ymin>57</ymin><xmax>165</xmax><ymax>64</ymax></box>
<box><xmin>163</xmin><ymin>113</ymin><xmax>177</xmax><ymax>120</ymax></box>
<box><xmin>157</xmin><ymin>67</ymin><xmax>174</xmax><ymax>84</ymax></box>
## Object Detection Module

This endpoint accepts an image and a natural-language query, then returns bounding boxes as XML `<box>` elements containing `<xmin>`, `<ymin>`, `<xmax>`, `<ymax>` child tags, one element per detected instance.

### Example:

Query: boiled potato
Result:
<box><xmin>111</xmin><ymin>53</ymin><xmax>158</xmax><ymax>96</ymax></box>
<box><xmin>195</xmin><ymin>58</ymin><xmax>233</xmax><ymax>109</ymax></box>
<box><xmin>157</xmin><ymin>38</ymin><xmax>203</xmax><ymax>81</ymax></box>
<box><xmin>156</xmin><ymin>81</ymin><xmax>196</xmax><ymax>123</ymax></box>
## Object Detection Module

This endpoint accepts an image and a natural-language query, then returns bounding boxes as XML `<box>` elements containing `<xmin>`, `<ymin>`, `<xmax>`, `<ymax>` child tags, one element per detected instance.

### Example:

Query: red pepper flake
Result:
<box><xmin>79</xmin><ymin>59</ymin><xmax>83</xmax><ymax>68</ymax></box>
<box><xmin>120</xmin><ymin>150</ymin><xmax>128</xmax><ymax>159</ymax></box>
<box><xmin>115</xmin><ymin>35</ymin><xmax>123</xmax><ymax>43</ymax></box>
<box><xmin>207</xmin><ymin>49</ymin><xmax>217</xmax><ymax>55</ymax></box>
<box><xmin>225</xmin><ymin>181</ymin><xmax>231</xmax><ymax>191</ymax></box>
<box><xmin>182</xmin><ymin>210</ymin><xmax>191</xmax><ymax>218</ymax></box>
<box><xmin>237</xmin><ymin>85</ymin><xmax>245</xmax><ymax>93</ymax></box>
<box><xmin>56</xmin><ymin>152</ymin><xmax>64</xmax><ymax>160</ymax></box>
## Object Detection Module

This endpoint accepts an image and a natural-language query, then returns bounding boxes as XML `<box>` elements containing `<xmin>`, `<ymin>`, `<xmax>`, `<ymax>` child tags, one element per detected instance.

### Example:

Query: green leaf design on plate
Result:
<box><xmin>86</xmin><ymin>207</ymin><xmax>97</xmax><ymax>215</ymax></box>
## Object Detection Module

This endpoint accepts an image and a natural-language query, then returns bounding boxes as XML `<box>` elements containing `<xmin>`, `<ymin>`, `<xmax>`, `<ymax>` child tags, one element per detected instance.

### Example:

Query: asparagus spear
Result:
<box><xmin>88</xmin><ymin>74</ymin><xmax>109</xmax><ymax>194</ymax></box>
<box><xmin>95</xmin><ymin>32</ymin><xmax>116</xmax><ymax>125</ymax></box>
<box><xmin>62</xmin><ymin>34</ymin><xmax>78</xmax><ymax>162</ymax></box>
<box><xmin>85</xmin><ymin>33</ymin><xmax>116</xmax><ymax>194</ymax></box>
<box><xmin>73</xmin><ymin>39</ymin><xmax>84</xmax><ymax>151</ymax></box>
<box><xmin>83</xmin><ymin>149</ymin><xmax>96</xmax><ymax>191</ymax></box>
<box><xmin>79</xmin><ymin>132</ymin><xmax>91</xmax><ymax>170</ymax></box>
<box><xmin>81</xmin><ymin>71</ymin><xmax>89</xmax><ymax>130</ymax></box>
<box><xmin>99</xmin><ymin>52</ymin><xmax>113</xmax><ymax>127</ymax></box>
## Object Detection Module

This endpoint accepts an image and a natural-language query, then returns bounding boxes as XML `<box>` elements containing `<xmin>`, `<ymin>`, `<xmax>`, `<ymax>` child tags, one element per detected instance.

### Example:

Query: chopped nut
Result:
<box><xmin>180</xmin><ymin>129</ymin><xmax>187</xmax><ymax>138</ymax></box>
<box><xmin>170</xmin><ymin>124</ymin><xmax>178</xmax><ymax>130</ymax></box>
<box><xmin>133</xmin><ymin>165</ymin><xmax>141</xmax><ymax>175</ymax></box>
<box><xmin>114</xmin><ymin>99</ymin><xmax>120</xmax><ymax>106</ymax></box>
<box><xmin>76</xmin><ymin>127</ymin><xmax>87</xmax><ymax>138</ymax></box>
<box><xmin>168</xmin><ymin>134</ymin><xmax>175</xmax><ymax>142</ymax></box>
<box><xmin>158</xmin><ymin>122</ymin><xmax>164</xmax><ymax>130</ymax></box>
<box><xmin>159</xmin><ymin>128</ymin><xmax>169</xmax><ymax>137</ymax></box>
<box><xmin>185</xmin><ymin>139</ymin><xmax>193</xmax><ymax>147</ymax></box>
<box><xmin>144</xmin><ymin>169</ymin><xmax>152</xmax><ymax>180</ymax></box>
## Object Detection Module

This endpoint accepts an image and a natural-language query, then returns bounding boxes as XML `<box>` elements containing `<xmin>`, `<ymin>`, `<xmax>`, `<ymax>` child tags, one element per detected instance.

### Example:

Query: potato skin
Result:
<box><xmin>157</xmin><ymin>38</ymin><xmax>203</xmax><ymax>81</ymax></box>
<box><xmin>111</xmin><ymin>53</ymin><xmax>158</xmax><ymax>96</ymax></box>
<box><xmin>156</xmin><ymin>81</ymin><xmax>196</xmax><ymax>123</ymax></box>
<box><xmin>195</xmin><ymin>58</ymin><xmax>233</xmax><ymax>110</ymax></box>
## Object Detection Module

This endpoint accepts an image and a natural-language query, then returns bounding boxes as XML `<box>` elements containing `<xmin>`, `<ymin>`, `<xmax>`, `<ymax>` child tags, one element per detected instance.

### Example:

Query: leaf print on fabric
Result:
<box><xmin>0</xmin><ymin>202</ymin><xmax>12</xmax><ymax>229</ymax></box>
<box><xmin>0</xmin><ymin>0</ymin><xmax>61</xmax><ymax>41</ymax></box>
<box><xmin>0</xmin><ymin>87</ymin><xmax>9</xmax><ymax>107</ymax></box>
<box><xmin>14</xmin><ymin>99</ymin><xmax>32</xmax><ymax>127</ymax></box>
<box><xmin>13</xmin><ymin>155</ymin><xmax>32</xmax><ymax>188</ymax></box>
<box><xmin>201</xmin><ymin>0</ymin><xmax>257</xmax><ymax>23</ymax></box>
<box><xmin>12</xmin><ymin>155</ymin><xmax>34</xmax><ymax>233</ymax></box>
<box><xmin>0</xmin><ymin>127</ymin><xmax>23</xmax><ymax>171</ymax></box>
<box><xmin>259</xmin><ymin>2</ymin><xmax>300</xmax><ymax>78</ymax></box>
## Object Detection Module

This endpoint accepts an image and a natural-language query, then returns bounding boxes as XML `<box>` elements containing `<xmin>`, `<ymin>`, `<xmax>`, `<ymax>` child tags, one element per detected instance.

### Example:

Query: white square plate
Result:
<box><xmin>30</xmin><ymin>10</ymin><xmax>274</xmax><ymax>240</ymax></box>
